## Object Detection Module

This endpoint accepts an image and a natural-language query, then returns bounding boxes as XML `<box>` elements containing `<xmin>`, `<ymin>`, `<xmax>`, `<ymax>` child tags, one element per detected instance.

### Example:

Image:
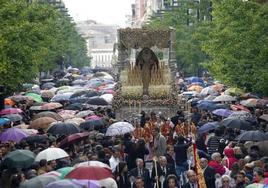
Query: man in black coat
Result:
<box><xmin>129</xmin><ymin>158</ymin><xmax>151</xmax><ymax>188</ymax></box>
<box><xmin>182</xmin><ymin>170</ymin><xmax>198</xmax><ymax>188</ymax></box>
<box><xmin>152</xmin><ymin>156</ymin><xmax>177</xmax><ymax>182</ymax></box>
<box><xmin>200</xmin><ymin>158</ymin><xmax>216</xmax><ymax>188</ymax></box>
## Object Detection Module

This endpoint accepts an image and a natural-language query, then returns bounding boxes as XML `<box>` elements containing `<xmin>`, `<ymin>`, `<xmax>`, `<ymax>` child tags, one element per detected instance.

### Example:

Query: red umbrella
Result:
<box><xmin>230</xmin><ymin>104</ymin><xmax>250</xmax><ymax>112</ymax></box>
<box><xmin>59</xmin><ymin>132</ymin><xmax>90</xmax><ymax>148</ymax></box>
<box><xmin>65</xmin><ymin>166</ymin><xmax>112</xmax><ymax>180</ymax></box>
<box><xmin>0</xmin><ymin>108</ymin><xmax>23</xmax><ymax>115</ymax></box>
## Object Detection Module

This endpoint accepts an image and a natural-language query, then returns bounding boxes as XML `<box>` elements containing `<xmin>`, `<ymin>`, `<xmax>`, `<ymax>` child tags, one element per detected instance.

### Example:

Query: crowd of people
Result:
<box><xmin>0</xmin><ymin>69</ymin><xmax>268</xmax><ymax>188</ymax></box>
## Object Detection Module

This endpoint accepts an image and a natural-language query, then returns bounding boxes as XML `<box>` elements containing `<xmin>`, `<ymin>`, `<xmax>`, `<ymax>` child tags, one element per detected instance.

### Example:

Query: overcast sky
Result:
<box><xmin>62</xmin><ymin>0</ymin><xmax>134</xmax><ymax>26</ymax></box>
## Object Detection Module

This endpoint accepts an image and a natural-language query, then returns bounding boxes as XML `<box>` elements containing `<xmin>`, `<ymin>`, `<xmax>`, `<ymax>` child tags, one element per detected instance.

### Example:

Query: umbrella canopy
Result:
<box><xmin>20</xmin><ymin>174</ymin><xmax>59</xmax><ymax>188</ymax></box>
<box><xmin>85</xmin><ymin>115</ymin><xmax>101</xmax><ymax>121</ymax></box>
<box><xmin>240</xmin><ymin>99</ymin><xmax>258</xmax><ymax>107</ymax></box>
<box><xmin>56</xmin><ymin>167</ymin><xmax>75</xmax><ymax>179</ymax></box>
<box><xmin>2</xmin><ymin>150</ymin><xmax>35</xmax><ymax>169</ymax></box>
<box><xmin>0</xmin><ymin>108</ymin><xmax>22</xmax><ymax>115</ymax></box>
<box><xmin>230</xmin><ymin>104</ymin><xmax>250</xmax><ymax>112</ymax></box>
<box><xmin>30</xmin><ymin>117</ymin><xmax>56</xmax><ymax>130</ymax></box>
<box><xmin>80</xmin><ymin>120</ymin><xmax>105</xmax><ymax>131</ymax></box>
<box><xmin>100</xmin><ymin>94</ymin><xmax>113</xmax><ymax>104</ymax></box>
<box><xmin>87</xmin><ymin>97</ymin><xmax>108</xmax><ymax>106</ymax></box>
<box><xmin>235</xmin><ymin>131</ymin><xmax>268</xmax><ymax>142</ymax></box>
<box><xmin>22</xmin><ymin>134</ymin><xmax>48</xmax><ymax>144</ymax></box>
<box><xmin>41</xmin><ymin>90</ymin><xmax>55</xmax><ymax>99</ymax></box>
<box><xmin>213</xmin><ymin>95</ymin><xmax>236</xmax><ymax>102</ymax></box>
<box><xmin>220</xmin><ymin>118</ymin><xmax>252</xmax><ymax>130</ymax></box>
<box><xmin>35</xmin><ymin>147</ymin><xmax>69</xmax><ymax>162</ymax></box>
<box><xmin>47</xmin><ymin>122</ymin><xmax>80</xmax><ymax>136</ymax></box>
<box><xmin>198</xmin><ymin>122</ymin><xmax>220</xmax><ymax>134</ymax></box>
<box><xmin>83</xmin><ymin>91</ymin><xmax>100</xmax><ymax>98</ymax></box>
<box><xmin>33</xmin><ymin>111</ymin><xmax>63</xmax><ymax>121</ymax></box>
<box><xmin>188</xmin><ymin>85</ymin><xmax>203</xmax><ymax>93</ymax></box>
<box><xmin>58</xmin><ymin>110</ymin><xmax>76</xmax><ymax>120</ymax></box>
<box><xmin>229</xmin><ymin>111</ymin><xmax>256</xmax><ymax>122</ymax></box>
<box><xmin>212</xmin><ymin>109</ymin><xmax>233</xmax><ymax>117</ymax></box>
<box><xmin>200</xmin><ymin>87</ymin><xmax>218</xmax><ymax>96</ymax></box>
<box><xmin>0</xmin><ymin>118</ymin><xmax>10</xmax><ymax>126</ymax></box>
<box><xmin>51</xmin><ymin>93</ymin><xmax>73</xmax><ymax>102</ymax></box>
<box><xmin>71</xmin><ymin>179</ymin><xmax>101</xmax><ymax>188</ymax></box>
<box><xmin>74</xmin><ymin>161</ymin><xmax>111</xmax><ymax>169</ymax></box>
<box><xmin>26</xmin><ymin>93</ymin><xmax>43</xmax><ymax>103</ymax></box>
<box><xmin>41</xmin><ymin>82</ymin><xmax>55</xmax><ymax>90</ymax></box>
<box><xmin>106</xmin><ymin>122</ymin><xmax>135</xmax><ymax>136</ymax></box>
<box><xmin>10</xmin><ymin>95</ymin><xmax>31</xmax><ymax>102</ymax></box>
<box><xmin>1</xmin><ymin>114</ymin><xmax>23</xmax><ymax>122</ymax></box>
<box><xmin>256</xmin><ymin>99</ymin><xmax>268</xmax><ymax>108</ymax></box>
<box><xmin>76</xmin><ymin>110</ymin><xmax>94</xmax><ymax>118</ymax></box>
<box><xmin>260</xmin><ymin>114</ymin><xmax>268</xmax><ymax>122</ymax></box>
<box><xmin>65</xmin><ymin>166</ymin><xmax>112</xmax><ymax>180</ymax></box>
<box><xmin>41</xmin><ymin>102</ymin><xmax>63</xmax><ymax>111</ymax></box>
<box><xmin>0</xmin><ymin>128</ymin><xmax>28</xmax><ymax>143</ymax></box>
<box><xmin>65</xmin><ymin>118</ymin><xmax>85</xmax><ymax>125</ymax></box>
<box><xmin>196</xmin><ymin>101</ymin><xmax>220</xmax><ymax>111</ymax></box>
<box><xmin>46</xmin><ymin>179</ymin><xmax>80</xmax><ymax>188</ymax></box>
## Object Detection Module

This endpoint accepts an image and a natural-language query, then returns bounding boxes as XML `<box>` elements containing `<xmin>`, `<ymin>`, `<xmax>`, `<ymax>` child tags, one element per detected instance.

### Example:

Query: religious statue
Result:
<box><xmin>135</xmin><ymin>47</ymin><xmax>159</xmax><ymax>95</ymax></box>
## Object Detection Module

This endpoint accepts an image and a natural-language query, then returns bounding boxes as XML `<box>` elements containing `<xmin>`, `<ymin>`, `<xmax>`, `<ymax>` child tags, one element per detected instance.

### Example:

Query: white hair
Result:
<box><xmin>211</xmin><ymin>152</ymin><xmax>221</xmax><ymax>160</ymax></box>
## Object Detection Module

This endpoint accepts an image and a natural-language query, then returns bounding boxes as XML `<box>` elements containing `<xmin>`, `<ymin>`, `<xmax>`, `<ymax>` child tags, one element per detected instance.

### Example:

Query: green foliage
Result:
<box><xmin>149</xmin><ymin>0</ymin><xmax>212</xmax><ymax>76</ymax></box>
<box><xmin>0</xmin><ymin>0</ymin><xmax>90</xmax><ymax>94</ymax></box>
<box><xmin>203</xmin><ymin>0</ymin><xmax>268</xmax><ymax>96</ymax></box>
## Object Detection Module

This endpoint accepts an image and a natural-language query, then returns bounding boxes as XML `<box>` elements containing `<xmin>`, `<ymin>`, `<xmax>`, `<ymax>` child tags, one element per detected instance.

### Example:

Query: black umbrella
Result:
<box><xmin>83</xmin><ymin>91</ymin><xmax>100</xmax><ymax>98</ymax></box>
<box><xmin>70</xmin><ymin>91</ymin><xmax>88</xmax><ymax>99</ymax></box>
<box><xmin>79</xmin><ymin>119</ymin><xmax>105</xmax><ymax>131</ymax></box>
<box><xmin>2</xmin><ymin>114</ymin><xmax>23</xmax><ymax>122</ymax></box>
<box><xmin>220</xmin><ymin>117</ymin><xmax>252</xmax><ymax>130</ymax></box>
<box><xmin>41</xmin><ymin>82</ymin><xmax>55</xmax><ymax>90</ymax></box>
<box><xmin>69</xmin><ymin>97</ymin><xmax>89</xmax><ymax>104</ymax></box>
<box><xmin>235</xmin><ymin>131</ymin><xmax>268</xmax><ymax>142</ymax></box>
<box><xmin>87</xmin><ymin>97</ymin><xmax>108</xmax><ymax>106</ymax></box>
<box><xmin>65</xmin><ymin>103</ymin><xmax>84</xmax><ymax>111</ymax></box>
<box><xmin>33</xmin><ymin>111</ymin><xmax>63</xmax><ymax>121</ymax></box>
<box><xmin>22</xmin><ymin>134</ymin><xmax>48</xmax><ymax>144</ymax></box>
<box><xmin>47</xmin><ymin>122</ymin><xmax>80</xmax><ymax>135</ymax></box>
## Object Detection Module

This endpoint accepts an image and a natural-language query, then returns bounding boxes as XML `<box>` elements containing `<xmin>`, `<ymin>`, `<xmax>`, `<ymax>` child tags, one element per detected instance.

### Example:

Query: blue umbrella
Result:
<box><xmin>197</xmin><ymin>101</ymin><xmax>219</xmax><ymax>111</ymax></box>
<box><xmin>0</xmin><ymin>118</ymin><xmax>10</xmax><ymax>126</ymax></box>
<box><xmin>198</xmin><ymin>122</ymin><xmax>220</xmax><ymax>134</ymax></box>
<box><xmin>212</xmin><ymin>109</ymin><xmax>233</xmax><ymax>117</ymax></box>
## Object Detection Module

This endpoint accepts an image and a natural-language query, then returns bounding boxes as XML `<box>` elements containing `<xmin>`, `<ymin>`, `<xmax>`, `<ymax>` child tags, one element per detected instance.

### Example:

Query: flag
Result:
<box><xmin>193</xmin><ymin>143</ymin><xmax>207</xmax><ymax>188</ymax></box>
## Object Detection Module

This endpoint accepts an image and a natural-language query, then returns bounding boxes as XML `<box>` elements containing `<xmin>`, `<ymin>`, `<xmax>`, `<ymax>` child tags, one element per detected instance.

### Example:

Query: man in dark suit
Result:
<box><xmin>129</xmin><ymin>158</ymin><xmax>151</xmax><ymax>188</ymax></box>
<box><xmin>200</xmin><ymin>158</ymin><xmax>216</xmax><ymax>188</ymax></box>
<box><xmin>182</xmin><ymin>170</ymin><xmax>198</xmax><ymax>188</ymax></box>
<box><xmin>152</xmin><ymin>156</ymin><xmax>177</xmax><ymax>187</ymax></box>
<box><xmin>165</xmin><ymin>145</ymin><xmax>175</xmax><ymax>166</ymax></box>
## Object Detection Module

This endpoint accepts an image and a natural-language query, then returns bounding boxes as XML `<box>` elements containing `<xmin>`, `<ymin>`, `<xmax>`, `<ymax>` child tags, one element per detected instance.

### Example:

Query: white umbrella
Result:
<box><xmin>100</xmin><ymin>94</ymin><xmax>113</xmax><ymax>104</ymax></box>
<box><xmin>75</xmin><ymin>160</ymin><xmax>111</xmax><ymax>169</ymax></box>
<box><xmin>106</xmin><ymin>122</ymin><xmax>135</xmax><ymax>136</ymax></box>
<box><xmin>200</xmin><ymin>87</ymin><xmax>218</xmax><ymax>96</ymax></box>
<box><xmin>213</xmin><ymin>94</ymin><xmax>236</xmax><ymax>102</ymax></box>
<box><xmin>35</xmin><ymin>147</ymin><xmax>69</xmax><ymax>162</ymax></box>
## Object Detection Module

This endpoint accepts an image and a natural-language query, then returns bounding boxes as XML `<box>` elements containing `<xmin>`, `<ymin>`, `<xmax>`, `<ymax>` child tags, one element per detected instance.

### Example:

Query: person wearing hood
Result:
<box><xmin>223</xmin><ymin>148</ymin><xmax>238</xmax><ymax>170</ymax></box>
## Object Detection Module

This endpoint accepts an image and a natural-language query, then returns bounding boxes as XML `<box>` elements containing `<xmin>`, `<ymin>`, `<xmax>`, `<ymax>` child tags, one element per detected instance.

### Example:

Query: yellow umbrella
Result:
<box><xmin>188</xmin><ymin>85</ymin><xmax>203</xmax><ymax>93</ymax></box>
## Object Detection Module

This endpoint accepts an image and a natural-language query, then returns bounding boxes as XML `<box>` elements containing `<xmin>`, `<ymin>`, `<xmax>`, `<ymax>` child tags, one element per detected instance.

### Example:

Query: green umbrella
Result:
<box><xmin>3</xmin><ymin>150</ymin><xmax>35</xmax><ymax>169</ymax></box>
<box><xmin>56</xmin><ymin>167</ymin><xmax>74</xmax><ymax>179</ymax></box>
<box><xmin>26</xmin><ymin>93</ymin><xmax>43</xmax><ymax>103</ymax></box>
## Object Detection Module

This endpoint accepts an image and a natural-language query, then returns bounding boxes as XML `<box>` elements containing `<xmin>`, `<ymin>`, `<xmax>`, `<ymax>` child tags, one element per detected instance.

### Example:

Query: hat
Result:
<box><xmin>112</xmin><ymin>145</ymin><xmax>121</xmax><ymax>152</ymax></box>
